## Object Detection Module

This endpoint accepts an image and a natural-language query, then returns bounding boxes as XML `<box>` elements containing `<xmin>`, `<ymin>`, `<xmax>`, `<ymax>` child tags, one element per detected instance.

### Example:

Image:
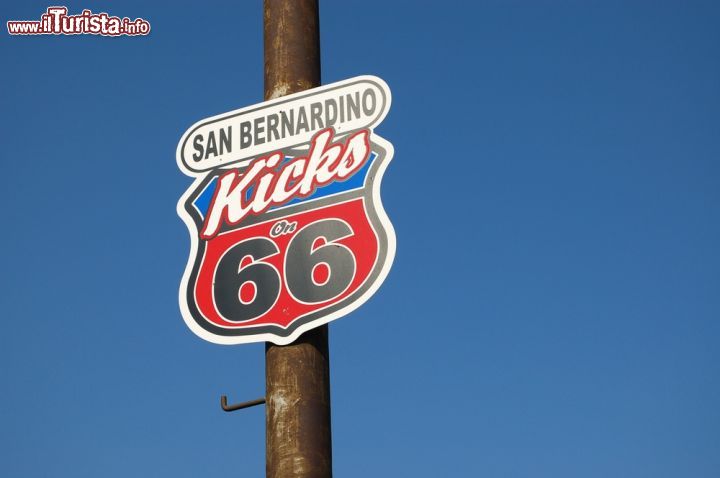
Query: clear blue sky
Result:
<box><xmin>2</xmin><ymin>1</ymin><xmax>719</xmax><ymax>476</ymax></box>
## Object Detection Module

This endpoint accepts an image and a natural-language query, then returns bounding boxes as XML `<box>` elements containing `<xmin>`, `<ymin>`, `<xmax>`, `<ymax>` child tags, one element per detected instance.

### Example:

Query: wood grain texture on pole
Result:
<box><xmin>264</xmin><ymin>1</ymin><xmax>332</xmax><ymax>478</ymax></box>
<box><xmin>264</xmin><ymin>0</ymin><xmax>321</xmax><ymax>101</ymax></box>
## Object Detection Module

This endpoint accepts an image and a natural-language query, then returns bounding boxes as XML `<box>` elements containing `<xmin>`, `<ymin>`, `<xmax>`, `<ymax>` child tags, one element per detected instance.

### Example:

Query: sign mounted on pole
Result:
<box><xmin>176</xmin><ymin>76</ymin><xmax>395</xmax><ymax>345</ymax></box>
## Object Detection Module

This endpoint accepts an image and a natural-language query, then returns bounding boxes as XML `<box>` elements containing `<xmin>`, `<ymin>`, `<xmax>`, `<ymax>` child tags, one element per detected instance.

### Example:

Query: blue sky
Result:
<box><xmin>1</xmin><ymin>1</ymin><xmax>719</xmax><ymax>476</ymax></box>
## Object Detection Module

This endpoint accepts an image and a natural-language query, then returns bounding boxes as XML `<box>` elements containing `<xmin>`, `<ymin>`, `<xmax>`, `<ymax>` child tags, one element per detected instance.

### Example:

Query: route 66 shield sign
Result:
<box><xmin>176</xmin><ymin>76</ymin><xmax>395</xmax><ymax>345</ymax></box>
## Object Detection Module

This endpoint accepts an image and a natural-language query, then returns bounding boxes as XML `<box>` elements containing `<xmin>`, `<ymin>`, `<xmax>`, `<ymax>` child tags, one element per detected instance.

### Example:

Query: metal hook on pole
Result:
<box><xmin>220</xmin><ymin>395</ymin><xmax>266</xmax><ymax>412</ymax></box>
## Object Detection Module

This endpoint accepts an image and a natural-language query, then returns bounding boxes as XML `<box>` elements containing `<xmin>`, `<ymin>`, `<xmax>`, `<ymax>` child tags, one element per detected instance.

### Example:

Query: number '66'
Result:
<box><xmin>213</xmin><ymin>219</ymin><xmax>356</xmax><ymax>323</ymax></box>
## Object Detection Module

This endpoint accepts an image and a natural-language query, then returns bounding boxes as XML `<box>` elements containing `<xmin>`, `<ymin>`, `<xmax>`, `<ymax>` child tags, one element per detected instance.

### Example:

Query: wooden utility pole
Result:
<box><xmin>263</xmin><ymin>1</ymin><xmax>332</xmax><ymax>477</ymax></box>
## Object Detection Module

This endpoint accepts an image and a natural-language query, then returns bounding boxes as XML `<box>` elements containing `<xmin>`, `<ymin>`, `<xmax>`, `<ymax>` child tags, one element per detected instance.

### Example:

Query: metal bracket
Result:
<box><xmin>220</xmin><ymin>395</ymin><xmax>266</xmax><ymax>412</ymax></box>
